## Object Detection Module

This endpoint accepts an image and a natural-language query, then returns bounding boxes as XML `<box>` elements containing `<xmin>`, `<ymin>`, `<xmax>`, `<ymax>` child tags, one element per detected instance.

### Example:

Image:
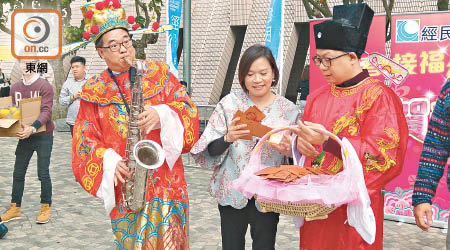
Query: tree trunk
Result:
<box><xmin>48</xmin><ymin>58</ymin><xmax>68</xmax><ymax>119</ymax></box>
<box><xmin>23</xmin><ymin>0</ymin><xmax>32</xmax><ymax>9</ymax></box>
<box><xmin>382</xmin><ymin>0</ymin><xmax>394</xmax><ymax>42</ymax></box>
<box><xmin>50</xmin><ymin>1</ymin><xmax>68</xmax><ymax>119</ymax></box>
<box><xmin>302</xmin><ymin>0</ymin><xmax>332</xmax><ymax>19</ymax></box>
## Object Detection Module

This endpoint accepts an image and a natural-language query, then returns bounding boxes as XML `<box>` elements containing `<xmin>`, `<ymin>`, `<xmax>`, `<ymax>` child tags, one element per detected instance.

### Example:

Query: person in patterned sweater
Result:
<box><xmin>413</xmin><ymin>79</ymin><xmax>450</xmax><ymax>249</ymax></box>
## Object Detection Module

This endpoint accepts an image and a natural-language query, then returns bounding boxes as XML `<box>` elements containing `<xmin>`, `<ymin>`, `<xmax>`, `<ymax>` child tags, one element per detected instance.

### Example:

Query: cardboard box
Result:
<box><xmin>0</xmin><ymin>96</ymin><xmax>46</xmax><ymax>137</ymax></box>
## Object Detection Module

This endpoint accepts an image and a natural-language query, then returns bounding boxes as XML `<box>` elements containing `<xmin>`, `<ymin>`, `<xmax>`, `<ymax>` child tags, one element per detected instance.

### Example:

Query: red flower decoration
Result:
<box><xmin>90</xmin><ymin>25</ymin><xmax>100</xmax><ymax>35</ymax></box>
<box><xmin>95</xmin><ymin>2</ymin><xmax>104</xmax><ymax>10</ymax></box>
<box><xmin>112</xmin><ymin>0</ymin><xmax>121</xmax><ymax>8</ymax></box>
<box><xmin>132</xmin><ymin>24</ymin><xmax>140</xmax><ymax>31</ymax></box>
<box><xmin>83</xmin><ymin>32</ymin><xmax>91</xmax><ymax>40</ymax></box>
<box><xmin>127</xmin><ymin>16</ymin><xmax>135</xmax><ymax>25</ymax></box>
<box><xmin>103</xmin><ymin>0</ymin><xmax>110</xmax><ymax>7</ymax></box>
<box><xmin>152</xmin><ymin>22</ymin><xmax>160</xmax><ymax>31</ymax></box>
<box><xmin>85</xmin><ymin>10</ymin><xmax>94</xmax><ymax>19</ymax></box>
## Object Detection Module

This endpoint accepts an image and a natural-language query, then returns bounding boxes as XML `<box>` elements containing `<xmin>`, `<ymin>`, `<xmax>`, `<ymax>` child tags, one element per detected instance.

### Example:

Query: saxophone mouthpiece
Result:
<box><xmin>122</xmin><ymin>57</ymin><xmax>136</xmax><ymax>66</ymax></box>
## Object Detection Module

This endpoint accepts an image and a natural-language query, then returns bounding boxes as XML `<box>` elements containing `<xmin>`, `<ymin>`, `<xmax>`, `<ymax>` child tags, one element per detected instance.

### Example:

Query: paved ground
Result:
<box><xmin>0</xmin><ymin>131</ymin><xmax>447</xmax><ymax>249</ymax></box>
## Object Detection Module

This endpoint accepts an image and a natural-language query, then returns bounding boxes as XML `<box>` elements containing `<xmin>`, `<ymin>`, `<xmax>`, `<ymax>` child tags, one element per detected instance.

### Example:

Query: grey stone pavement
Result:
<box><xmin>0</xmin><ymin>131</ymin><xmax>447</xmax><ymax>250</ymax></box>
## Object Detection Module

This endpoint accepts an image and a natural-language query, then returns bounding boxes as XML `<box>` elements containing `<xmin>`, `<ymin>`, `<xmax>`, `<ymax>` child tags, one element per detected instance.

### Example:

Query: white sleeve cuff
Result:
<box><xmin>292</xmin><ymin>136</ymin><xmax>305</xmax><ymax>166</ymax></box>
<box><xmin>96</xmin><ymin>148</ymin><xmax>122</xmax><ymax>215</ymax></box>
<box><xmin>149</xmin><ymin>104</ymin><xmax>184</xmax><ymax>170</ymax></box>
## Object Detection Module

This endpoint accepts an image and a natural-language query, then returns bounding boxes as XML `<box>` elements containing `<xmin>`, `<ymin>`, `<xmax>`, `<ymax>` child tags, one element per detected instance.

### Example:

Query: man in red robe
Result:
<box><xmin>70</xmin><ymin>2</ymin><xmax>198</xmax><ymax>249</ymax></box>
<box><xmin>290</xmin><ymin>3</ymin><xmax>408</xmax><ymax>250</ymax></box>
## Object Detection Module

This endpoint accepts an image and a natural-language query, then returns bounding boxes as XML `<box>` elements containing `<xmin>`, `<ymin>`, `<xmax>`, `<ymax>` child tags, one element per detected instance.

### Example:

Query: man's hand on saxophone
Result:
<box><xmin>137</xmin><ymin>105</ymin><xmax>161</xmax><ymax>134</ymax></box>
<box><xmin>114</xmin><ymin>160</ymin><xmax>130</xmax><ymax>186</ymax></box>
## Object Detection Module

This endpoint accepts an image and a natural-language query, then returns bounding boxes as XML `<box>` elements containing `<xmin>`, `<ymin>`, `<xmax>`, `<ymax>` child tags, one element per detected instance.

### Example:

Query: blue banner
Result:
<box><xmin>265</xmin><ymin>0</ymin><xmax>284</xmax><ymax>94</ymax></box>
<box><xmin>167</xmin><ymin>0</ymin><xmax>182</xmax><ymax>77</ymax></box>
<box><xmin>265</xmin><ymin>0</ymin><xmax>283</xmax><ymax>67</ymax></box>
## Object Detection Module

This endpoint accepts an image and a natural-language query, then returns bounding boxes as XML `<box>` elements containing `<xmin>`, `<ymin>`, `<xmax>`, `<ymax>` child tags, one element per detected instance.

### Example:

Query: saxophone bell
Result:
<box><xmin>133</xmin><ymin>140</ymin><xmax>165</xmax><ymax>169</ymax></box>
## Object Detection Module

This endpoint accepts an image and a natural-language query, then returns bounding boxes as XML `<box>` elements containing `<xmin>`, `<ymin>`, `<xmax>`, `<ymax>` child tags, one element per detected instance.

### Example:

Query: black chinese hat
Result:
<box><xmin>314</xmin><ymin>3</ymin><xmax>374</xmax><ymax>57</ymax></box>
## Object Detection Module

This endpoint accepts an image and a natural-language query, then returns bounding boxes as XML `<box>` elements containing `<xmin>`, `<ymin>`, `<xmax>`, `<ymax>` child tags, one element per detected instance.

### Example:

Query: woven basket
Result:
<box><xmin>256</xmin><ymin>196</ymin><xmax>338</xmax><ymax>221</ymax></box>
<box><xmin>253</xmin><ymin>126</ymin><xmax>343</xmax><ymax>221</ymax></box>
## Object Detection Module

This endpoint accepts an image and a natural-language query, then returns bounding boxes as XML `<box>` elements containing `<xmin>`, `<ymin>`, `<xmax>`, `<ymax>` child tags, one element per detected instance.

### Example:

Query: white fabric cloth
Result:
<box><xmin>343</xmin><ymin>138</ymin><xmax>376</xmax><ymax>244</ymax></box>
<box><xmin>149</xmin><ymin>104</ymin><xmax>184</xmax><ymax>170</ymax></box>
<box><xmin>97</xmin><ymin>148</ymin><xmax>122</xmax><ymax>214</ymax></box>
<box><xmin>292</xmin><ymin>136</ymin><xmax>376</xmax><ymax>244</ymax></box>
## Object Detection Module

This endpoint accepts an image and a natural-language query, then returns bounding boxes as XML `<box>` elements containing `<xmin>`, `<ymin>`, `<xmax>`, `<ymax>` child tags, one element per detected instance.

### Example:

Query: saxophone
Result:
<box><xmin>122</xmin><ymin>60</ymin><xmax>165</xmax><ymax>212</ymax></box>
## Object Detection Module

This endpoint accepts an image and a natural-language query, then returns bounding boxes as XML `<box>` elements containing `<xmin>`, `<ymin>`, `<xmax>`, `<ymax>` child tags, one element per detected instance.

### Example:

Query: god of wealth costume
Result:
<box><xmin>298</xmin><ymin>4</ymin><xmax>408</xmax><ymax>250</ymax></box>
<box><xmin>68</xmin><ymin>1</ymin><xmax>198</xmax><ymax>249</ymax></box>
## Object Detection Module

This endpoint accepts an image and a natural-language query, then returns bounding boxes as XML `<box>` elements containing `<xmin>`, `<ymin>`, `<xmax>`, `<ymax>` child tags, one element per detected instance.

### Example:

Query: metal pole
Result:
<box><xmin>183</xmin><ymin>0</ymin><xmax>191</xmax><ymax>95</ymax></box>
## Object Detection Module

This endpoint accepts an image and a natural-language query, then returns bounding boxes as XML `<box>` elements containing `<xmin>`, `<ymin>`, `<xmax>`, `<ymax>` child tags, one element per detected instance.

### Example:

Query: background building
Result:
<box><xmin>0</xmin><ymin>0</ymin><xmax>447</xmax><ymax>106</ymax></box>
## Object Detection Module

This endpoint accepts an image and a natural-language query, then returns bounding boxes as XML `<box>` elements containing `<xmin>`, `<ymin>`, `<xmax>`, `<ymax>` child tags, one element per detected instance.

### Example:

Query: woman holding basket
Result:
<box><xmin>290</xmin><ymin>3</ymin><xmax>408</xmax><ymax>250</ymax></box>
<box><xmin>191</xmin><ymin>44</ymin><xmax>300</xmax><ymax>250</ymax></box>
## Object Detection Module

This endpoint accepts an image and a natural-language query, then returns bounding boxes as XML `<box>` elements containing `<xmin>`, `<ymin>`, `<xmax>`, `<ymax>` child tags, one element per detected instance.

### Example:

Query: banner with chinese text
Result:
<box><xmin>166</xmin><ymin>0</ymin><xmax>182</xmax><ymax>77</ymax></box>
<box><xmin>384</xmin><ymin>12</ymin><xmax>450</xmax><ymax>226</ymax></box>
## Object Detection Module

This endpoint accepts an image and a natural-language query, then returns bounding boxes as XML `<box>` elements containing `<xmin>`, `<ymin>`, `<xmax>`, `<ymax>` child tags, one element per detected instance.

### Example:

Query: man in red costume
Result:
<box><xmin>290</xmin><ymin>3</ymin><xmax>408</xmax><ymax>250</ymax></box>
<box><xmin>69</xmin><ymin>1</ymin><xmax>198</xmax><ymax>249</ymax></box>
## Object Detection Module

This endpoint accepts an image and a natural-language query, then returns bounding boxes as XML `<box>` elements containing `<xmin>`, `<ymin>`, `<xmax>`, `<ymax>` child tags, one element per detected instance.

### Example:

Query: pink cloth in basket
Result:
<box><xmin>231</xmin><ymin>126</ymin><xmax>376</xmax><ymax>244</ymax></box>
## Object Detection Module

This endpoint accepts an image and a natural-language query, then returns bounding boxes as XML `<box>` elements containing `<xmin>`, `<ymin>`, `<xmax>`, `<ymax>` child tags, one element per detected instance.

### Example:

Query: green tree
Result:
<box><xmin>133</xmin><ymin>0</ymin><xmax>164</xmax><ymax>59</ymax></box>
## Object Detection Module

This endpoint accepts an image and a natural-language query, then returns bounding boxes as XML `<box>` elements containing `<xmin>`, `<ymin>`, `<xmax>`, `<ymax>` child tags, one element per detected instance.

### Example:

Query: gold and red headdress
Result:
<box><xmin>62</xmin><ymin>0</ymin><xmax>172</xmax><ymax>55</ymax></box>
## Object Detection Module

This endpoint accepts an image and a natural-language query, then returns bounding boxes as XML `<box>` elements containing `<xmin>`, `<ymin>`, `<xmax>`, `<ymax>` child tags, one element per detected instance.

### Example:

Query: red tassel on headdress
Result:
<box><xmin>127</xmin><ymin>16</ymin><xmax>135</xmax><ymax>25</ymax></box>
<box><xmin>90</xmin><ymin>25</ymin><xmax>100</xmax><ymax>35</ymax></box>
<box><xmin>95</xmin><ymin>2</ymin><xmax>104</xmax><ymax>10</ymax></box>
<box><xmin>112</xmin><ymin>0</ymin><xmax>121</xmax><ymax>9</ymax></box>
<box><xmin>83</xmin><ymin>32</ymin><xmax>91</xmax><ymax>40</ymax></box>
<box><xmin>85</xmin><ymin>10</ymin><xmax>94</xmax><ymax>19</ymax></box>
<box><xmin>132</xmin><ymin>24</ymin><xmax>140</xmax><ymax>31</ymax></box>
<box><xmin>152</xmin><ymin>22</ymin><xmax>160</xmax><ymax>31</ymax></box>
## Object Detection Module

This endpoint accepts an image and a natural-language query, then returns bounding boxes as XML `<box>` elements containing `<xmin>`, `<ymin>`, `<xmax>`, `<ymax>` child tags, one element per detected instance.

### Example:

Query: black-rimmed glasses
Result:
<box><xmin>312</xmin><ymin>52</ymin><xmax>350</xmax><ymax>68</ymax></box>
<box><xmin>97</xmin><ymin>39</ymin><xmax>133</xmax><ymax>52</ymax></box>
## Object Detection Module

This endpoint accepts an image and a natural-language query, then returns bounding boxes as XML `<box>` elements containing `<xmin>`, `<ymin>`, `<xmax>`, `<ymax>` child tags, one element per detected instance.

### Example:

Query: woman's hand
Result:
<box><xmin>225</xmin><ymin>117</ymin><xmax>250</xmax><ymax>143</ymax></box>
<box><xmin>267</xmin><ymin>132</ymin><xmax>293</xmax><ymax>157</ymax></box>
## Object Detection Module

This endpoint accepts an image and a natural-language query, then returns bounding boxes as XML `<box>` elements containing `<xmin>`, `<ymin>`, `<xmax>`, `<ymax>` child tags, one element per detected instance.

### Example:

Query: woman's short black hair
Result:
<box><xmin>238</xmin><ymin>44</ymin><xmax>279</xmax><ymax>92</ymax></box>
